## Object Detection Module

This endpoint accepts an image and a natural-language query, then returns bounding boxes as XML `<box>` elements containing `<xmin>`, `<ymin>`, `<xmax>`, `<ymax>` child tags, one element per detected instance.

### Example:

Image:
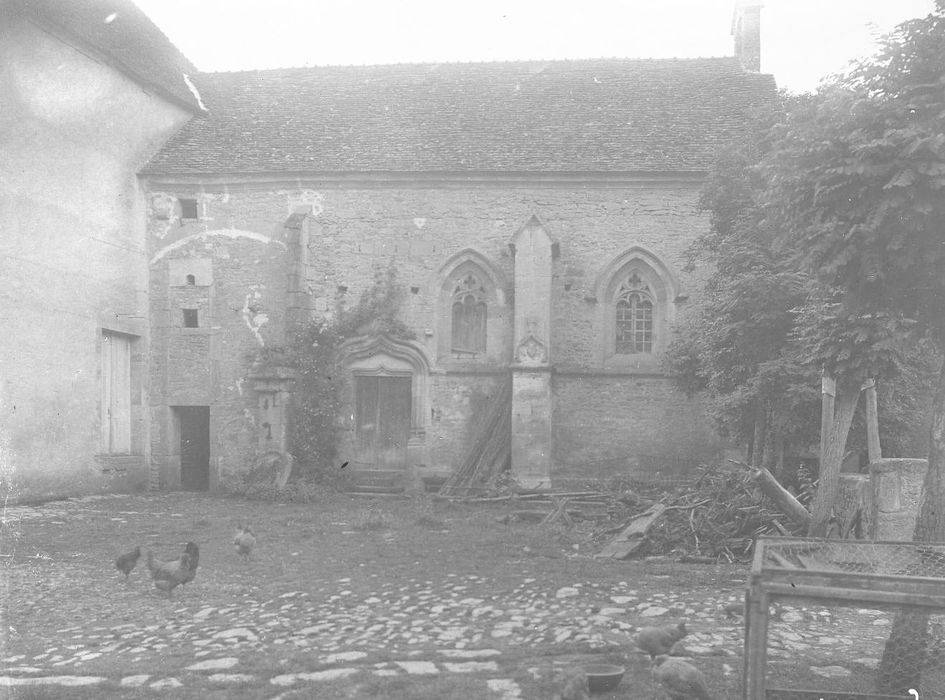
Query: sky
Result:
<box><xmin>134</xmin><ymin>0</ymin><xmax>935</xmax><ymax>94</ymax></box>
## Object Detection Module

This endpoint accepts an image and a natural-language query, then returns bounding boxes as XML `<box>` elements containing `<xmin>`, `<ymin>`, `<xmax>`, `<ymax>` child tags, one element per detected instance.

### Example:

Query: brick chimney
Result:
<box><xmin>731</xmin><ymin>0</ymin><xmax>763</xmax><ymax>72</ymax></box>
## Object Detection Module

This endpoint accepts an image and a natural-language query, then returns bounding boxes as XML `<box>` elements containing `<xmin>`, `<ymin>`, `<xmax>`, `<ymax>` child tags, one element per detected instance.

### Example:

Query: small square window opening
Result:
<box><xmin>182</xmin><ymin>309</ymin><xmax>199</xmax><ymax>328</ymax></box>
<box><xmin>179</xmin><ymin>198</ymin><xmax>198</xmax><ymax>220</ymax></box>
<box><xmin>185</xmin><ymin>274</ymin><xmax>196</xmax><ymax>285</ymax></box>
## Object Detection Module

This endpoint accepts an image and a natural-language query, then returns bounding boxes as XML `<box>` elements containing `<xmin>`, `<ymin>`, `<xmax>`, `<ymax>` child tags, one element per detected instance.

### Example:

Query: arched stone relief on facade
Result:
<box><xmin>435</xmin><ymin>248</ymin><xmax>511</xmax><ymax>365</ymax></box>
<box><xmin>592</xmin><ymin>246</ymin><xmax>681</xmax><ymax>369</ymax></box>
<box><xmin>339</xmin><ymin>334</ymin><xmax>432</xmax><ymax>438</ymax></box>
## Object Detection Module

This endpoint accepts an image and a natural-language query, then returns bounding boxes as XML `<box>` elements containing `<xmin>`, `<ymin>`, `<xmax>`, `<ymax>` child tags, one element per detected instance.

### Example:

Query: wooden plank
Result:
<box><xmin>863</xmin><ymin>378</ymin><xmax>882</xmax><ymax>463</ymax></box>
<box><xmin>763</xmin><ymin>582</ymin><xmax>945</xmax><ymax>609</ymax></box>
<box><xmin>439</xmin><ymin>378</ymin><xmax>512</xmax><ymax>497</ymax></box>
<box><xmin>760</xmin><ymin>568</ymin><xmax>945</xmax><ymax>596</ymax></box>
<box><xmin>594</xmin><ymin>503</ymin><xmax>667</xmax><ymax>559</ymax></box>
<box><xmin>744</xmin><ymin>585</ymin><xmax>769</xmax><ymax>700</ymax></box>
<box><xmin>796</xmin><ymin>552</ymin><xmax>840</xmax><ymax>571</ymax></box>
<box><xmin>767</xmin><ymin>689</ymin><xmax>909</xmax><ymax>700</ymax></box>
<box><xmin>767</xmin><ymin>550</ymin><xmax>797</xmax><ymax>570</ymax></box>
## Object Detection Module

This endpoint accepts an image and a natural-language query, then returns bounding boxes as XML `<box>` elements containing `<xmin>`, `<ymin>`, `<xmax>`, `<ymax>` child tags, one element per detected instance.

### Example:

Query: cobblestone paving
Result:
<box><xmin>0</xmin><ymin>495</ymin><xmax>915</xmax><ymax>697</ymax></box>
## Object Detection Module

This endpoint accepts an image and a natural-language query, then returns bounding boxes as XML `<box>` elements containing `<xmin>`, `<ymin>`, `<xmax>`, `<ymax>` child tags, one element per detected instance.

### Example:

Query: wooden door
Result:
<box><xmin>178</xmin><ymin>406</ymin><xmax>210</xmax><ymax>491</ymax></box>
<box><xmin>354</xmin><ymin>375</ymin><xmax>411</xmax><ymax>469</ymax></box>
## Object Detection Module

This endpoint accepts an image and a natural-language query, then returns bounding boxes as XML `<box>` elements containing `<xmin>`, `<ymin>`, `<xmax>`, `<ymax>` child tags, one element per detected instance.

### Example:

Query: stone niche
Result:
<box><xmin>249</xmin><ymin>366</ymin><xmax>295</xmax><ymax>488</ymax></box>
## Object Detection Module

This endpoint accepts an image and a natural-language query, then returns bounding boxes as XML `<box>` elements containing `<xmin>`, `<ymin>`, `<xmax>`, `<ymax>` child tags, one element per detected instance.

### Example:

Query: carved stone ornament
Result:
<box><xmin>516</xmin><ymin>333</ymin><xmax>547</xmax><ymax>365</ymax></box>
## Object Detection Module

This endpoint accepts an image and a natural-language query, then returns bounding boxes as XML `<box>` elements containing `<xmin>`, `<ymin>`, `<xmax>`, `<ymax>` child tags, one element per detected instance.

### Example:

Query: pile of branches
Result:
<box><xmin>593</xmin><ymin>464</ymin><xmax>805</xmax><ymax>562</ymax></box>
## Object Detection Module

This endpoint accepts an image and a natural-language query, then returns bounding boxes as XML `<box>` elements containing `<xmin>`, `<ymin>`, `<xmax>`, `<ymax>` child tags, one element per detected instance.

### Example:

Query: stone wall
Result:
<box><xmin>553</xmin><ymin>374</ymin><xmax>721</xmax><ymax>480</ymax></box>
<box><xmin>868</xmin><ymin>458</ymin><xmax>929</xmax><ymax>541</ymax></box>
<box><xmin>0</xmin><ymin>17</ymin><xmax>191</xmax><ymax>499</ymax></box>
<box><xmin>143</xmin><ymin>177</ymin><xmax>721</xmax><ymax>485</ymax></box>
<box><xmin>148</xmin><ymin>213</ymin><xmax>294</xmax><ymax>489</ymax></box>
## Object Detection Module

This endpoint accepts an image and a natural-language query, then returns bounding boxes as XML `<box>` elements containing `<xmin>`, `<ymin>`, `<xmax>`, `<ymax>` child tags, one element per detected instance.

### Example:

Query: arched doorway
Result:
<box><xmin>340</xmin><ymin>335</ymin><xmax>431</xmax><ymax>488</ymax></box>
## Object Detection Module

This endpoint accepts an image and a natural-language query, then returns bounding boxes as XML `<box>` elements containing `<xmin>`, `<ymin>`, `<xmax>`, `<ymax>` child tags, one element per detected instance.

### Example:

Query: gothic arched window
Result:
<box><xmin>614</xmin><ymin>272</ymin><xmax>654</xmax><ymax>354</ymax></box>
<box><xmin>450</xmin><ymin>273</ymin><xmax>487</xmax><ymax>354</ymax></box>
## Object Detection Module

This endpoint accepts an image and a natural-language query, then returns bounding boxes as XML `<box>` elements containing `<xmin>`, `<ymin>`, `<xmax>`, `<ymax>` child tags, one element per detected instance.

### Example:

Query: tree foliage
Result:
<box><xmin>761</xmin><ymin>0</ymin><xmax>945</xmax><ymax>539</ymax></box>
<box><xmin>667</xmin><ymin>4</ymin><xmax>945</xmax><ymax>503</ymax></box>
<box><xmin>665</xmin><ymin>111</ymin><xmax>822</xmax><ymax>473</ymax></box>
<box><xmin>678</xmin><ymin>3</ymin><xmax>945</xmax><ymax>692</ymax></box>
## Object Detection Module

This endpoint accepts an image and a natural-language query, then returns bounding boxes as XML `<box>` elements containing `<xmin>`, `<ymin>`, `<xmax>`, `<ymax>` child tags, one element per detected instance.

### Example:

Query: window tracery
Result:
<box><xmin>614</xmin><ymin>271</ymin><xmax>654</xmax><ymax>354</ymax></box>
<box><xmin>450</xmin><ymin>272</ymin><xmax>487</xmax><ymax>354</ymax></box>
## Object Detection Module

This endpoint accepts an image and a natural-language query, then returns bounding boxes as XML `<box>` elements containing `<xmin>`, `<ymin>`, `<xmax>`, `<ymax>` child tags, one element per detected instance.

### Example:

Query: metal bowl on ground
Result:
<box><xmin>583</xmin><ymin>664</ymin><xmax>626</xmax><ymax>693</ymax></box>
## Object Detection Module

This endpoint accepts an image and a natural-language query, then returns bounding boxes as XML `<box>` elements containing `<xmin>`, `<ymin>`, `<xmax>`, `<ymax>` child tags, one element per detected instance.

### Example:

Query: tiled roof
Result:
<box><xmin>144</xmin><ymin>57</ymin><xmax>777</xmax><ymax>175</ymax></box>
<box><xmin>12</xmin><ymin>0</ymin><xmax>204</xmax><ymax>113</ymax></box>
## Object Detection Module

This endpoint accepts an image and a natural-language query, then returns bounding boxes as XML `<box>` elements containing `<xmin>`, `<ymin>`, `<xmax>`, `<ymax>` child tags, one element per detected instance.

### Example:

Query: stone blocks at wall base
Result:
<box><xmin>869</xmin><ymin>458</ymin><xmax>929</xmax><ymax>541</ymax></box>
<box><xmin>510</xmin><ymin>369</ymin><xmax>553</xmax><ymax>489</ymax></box>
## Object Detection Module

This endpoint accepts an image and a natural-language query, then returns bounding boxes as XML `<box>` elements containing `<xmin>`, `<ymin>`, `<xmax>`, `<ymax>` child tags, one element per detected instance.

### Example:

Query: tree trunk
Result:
<box><xmin>863</xmin><ymin>378</ymin><xmax>882</xmax><ymax>464</ymax></box>
<box><xmin>914</xmin><ymin>354</ymin><xmax>945</xmax><ymax>543</ymax></box>
<box><xmin>751</xmin><ymin>403</ymin><xmax>766</xmax><ymax>468</ymax></box>
<box><xmin>774</xmin><ymin>435</ymin><xmax>786</xmax><ymax>480</ymax></box>
<box><xmin>877</xmin><ymin>355</ymin><xmax>945</xmax><ymax>695</ymax></box>
<box><xmin>748</xmin><ymin>465</ymin><xmax>812</xmax><ymax>529</ymax></box>
<box><xmin>808</xmin><ymin>377</ymin><xmax>860</xmax><ymax>537</ymax></box>
<box><xmin>762</xmin><ymin>405</ymin><xmax>778</xmax><ymax>472</ymax></box>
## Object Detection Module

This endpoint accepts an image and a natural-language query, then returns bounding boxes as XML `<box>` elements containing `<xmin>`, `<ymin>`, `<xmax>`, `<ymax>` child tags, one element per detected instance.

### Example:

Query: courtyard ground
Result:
<box><xmin>0</xmin><ymin>490</ymin><xmax>907</xmax><ymax>699</ymax></box>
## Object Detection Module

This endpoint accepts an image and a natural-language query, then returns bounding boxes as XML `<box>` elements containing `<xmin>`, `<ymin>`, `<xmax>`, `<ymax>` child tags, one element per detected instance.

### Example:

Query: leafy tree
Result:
<box><xmin>762</xmin><ymin>0</ymin><xmax>945</xmax><ymax>539</ymax></box>
<box><xmin>669</xmin><ymin>15</ymin><xmax>942</xmax><ymax>536</ymax></box>
<box><xmin>758</xmin><ymin>2</ymin><xmax>945</xmax><ymax>691</ymax></box>
<box><xmin>665</xmin><ymin>121</ymin><xmax>822</xmax><ymax>476</ymax></box>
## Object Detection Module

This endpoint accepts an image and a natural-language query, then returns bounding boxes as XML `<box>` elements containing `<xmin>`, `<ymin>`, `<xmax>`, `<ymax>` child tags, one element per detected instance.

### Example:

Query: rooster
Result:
<box><xmin>635</xmin><ymin>621</ymin><xmax>688</xmax><ymax>658</ymax></box>
<box><xmin>652</xmin><ymin>655</ymin><xmax>711</xmax><ymax>699</ymax></box>
<box><xmin>233</xmin><ymin>522</ymin><xmax>256</xmax><ymax>558</ymax></box>
<box><xmin>146</xmin><ymin>550</ymin><xmax>193</xmax><ymax>597</ymax></box>
<box><xmin>115</xmin><ymin>546</ymin><xmax>140</xmax><ymax>580</ymax></box>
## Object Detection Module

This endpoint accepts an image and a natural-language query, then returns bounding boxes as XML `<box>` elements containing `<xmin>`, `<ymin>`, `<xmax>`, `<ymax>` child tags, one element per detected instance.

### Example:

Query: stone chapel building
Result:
<box><xmin>141</xmin><ymin>4</ymin><xmax>775</xmax><ymax>493</ymax></box>
<box><xmin>3</xmin><ymin>0</ymin><xmax>775</xmax><ymax>499</ymax></box>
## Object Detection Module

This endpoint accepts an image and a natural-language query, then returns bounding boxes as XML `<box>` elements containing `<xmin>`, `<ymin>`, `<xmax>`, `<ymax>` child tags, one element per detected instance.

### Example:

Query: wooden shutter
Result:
<box><xmin>102</xmin><ymin>332</ymin><xmax>132</xmax><ymax>453</ymax></box>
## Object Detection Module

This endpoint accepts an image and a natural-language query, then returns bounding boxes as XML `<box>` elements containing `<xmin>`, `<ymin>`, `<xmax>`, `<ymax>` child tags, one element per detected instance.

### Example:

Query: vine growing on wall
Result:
<box><xmin>252</xmin><ymin>264</ymin><xmax>415</xmax><ymax>489</ymax></box>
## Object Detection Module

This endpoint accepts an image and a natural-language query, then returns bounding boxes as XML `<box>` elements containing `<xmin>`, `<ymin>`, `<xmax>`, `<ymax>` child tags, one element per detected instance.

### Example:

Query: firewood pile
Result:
<box><xmin>440</xmin><ymin>462</ymin><xmax>809</xmax><ymax>562</ymax></box>
<box><xmin>591</xmin><ymin>464</ymin><xmax>806</xmax><ymax>562</ymax></box>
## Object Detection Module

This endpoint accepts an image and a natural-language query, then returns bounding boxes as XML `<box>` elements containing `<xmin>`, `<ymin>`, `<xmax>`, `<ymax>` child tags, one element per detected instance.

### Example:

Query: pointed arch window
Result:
<box><xmin>451</xmin><ymin>273</ymin><xmax>487</xmax><ymax>354</ymax></box>
<box><xmin>615</xmin><ymin>272</ymin><xmax>654</xmax><ymax>354</ymax></box>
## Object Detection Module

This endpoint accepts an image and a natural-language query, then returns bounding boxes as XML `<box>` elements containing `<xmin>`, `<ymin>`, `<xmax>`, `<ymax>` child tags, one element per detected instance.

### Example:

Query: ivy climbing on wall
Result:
<box><xmin>253</xmin><ymin>264</ymin><xmax>415</xmax><ymax>488</ymax></box>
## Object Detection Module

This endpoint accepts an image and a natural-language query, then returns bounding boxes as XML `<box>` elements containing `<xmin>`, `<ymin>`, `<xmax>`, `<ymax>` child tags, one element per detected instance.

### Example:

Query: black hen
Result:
<box><xmin>115</xmin><ymin>546</ymin><xmax>141</xmax><ymax>580</ymax></box>
<box><xmin>180</xmin><ymin>541</ymin><xmax>200</xmax><ymax>585</ymax></box>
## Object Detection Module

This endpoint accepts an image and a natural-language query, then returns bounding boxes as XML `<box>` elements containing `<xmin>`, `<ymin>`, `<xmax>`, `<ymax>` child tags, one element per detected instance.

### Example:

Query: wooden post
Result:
<box><xmin>744</xmin><ymin>584</ymin><xmax>769</xmax><ymax>698</ymax></box>
<box><xmin>863</xmin><ymin>378</ymin><xmax>882</xmax><ymax>464</ymax></box>
<box><xmin>820</xmin><ymin>370</ymin><xmax>836</xmax><ymax>472</ymax></box>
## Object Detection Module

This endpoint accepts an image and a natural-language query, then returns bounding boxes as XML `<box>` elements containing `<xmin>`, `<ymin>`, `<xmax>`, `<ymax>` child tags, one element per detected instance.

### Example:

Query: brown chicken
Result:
<box><xmin>233</xmin><ymin>522</ymin><xmax>256</xmax><ymax>557</ymax></box>
<box><xmin>147</xmin><ymin>550</ymin><xmax>193</xmax><ymax>596</ymax></box>
<box><xmin>635</xmin><ymin>621</ymin><xmax>688</xmax><ymax>658</ymax></box>
<box><xmin>115</xmin><ymin>546</ymin><xmax>140</xmax><ymax>580</ymax></box>
<box><xmin>652</xmin><ymin>655</ymin><xmax>711</xmax><ymax>699</ymax></box>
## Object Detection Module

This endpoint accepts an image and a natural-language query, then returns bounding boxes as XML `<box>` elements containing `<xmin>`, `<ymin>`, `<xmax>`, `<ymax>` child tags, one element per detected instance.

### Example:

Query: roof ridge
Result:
<box><xmin>146</xmin><ymin>58</ymin><xmax>778</xmax><ymax>175</ymax></box>
<box><xmin>197</xmin><ymin>55</ymin><xmax>742</xmax><ymax>76</ymax></box>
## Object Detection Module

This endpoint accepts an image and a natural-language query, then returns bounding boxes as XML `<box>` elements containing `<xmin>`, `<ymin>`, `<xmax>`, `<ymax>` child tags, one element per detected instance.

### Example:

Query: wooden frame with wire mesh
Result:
<box><xmin>745</xmin><ymin>537</ymin><xmax>945</xmax><ymax>699</ymax></box>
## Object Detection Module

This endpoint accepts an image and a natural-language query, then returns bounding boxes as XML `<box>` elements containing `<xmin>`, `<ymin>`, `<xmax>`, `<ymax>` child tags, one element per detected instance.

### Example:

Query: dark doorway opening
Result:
<box><xmin>175</xmin><ymin>406</ymin><xmax>210</xmax><ymax>491</ymax></box>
